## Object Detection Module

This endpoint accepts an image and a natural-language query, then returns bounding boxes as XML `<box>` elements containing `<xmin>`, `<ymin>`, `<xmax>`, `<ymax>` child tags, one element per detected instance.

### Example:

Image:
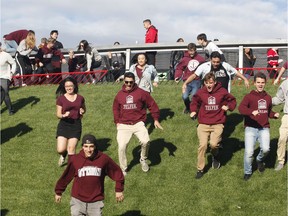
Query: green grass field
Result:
<box><xmin>1</xmin><ymin>81</ymin><xmax>287</xmax><ymax>216</ymax></box>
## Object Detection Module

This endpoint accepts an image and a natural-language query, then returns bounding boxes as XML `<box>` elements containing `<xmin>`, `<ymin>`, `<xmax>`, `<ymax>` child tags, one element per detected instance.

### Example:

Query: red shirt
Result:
<box><xmin>56</xmin><ymin>94</ymin><xmax>85</xmax><ymax>119</ymax></box>
<box><xmin>145</xmin><ymin>25</ymin><xmax>158</xmax><ymax>43</ymax></box>
<box><xmin>113</xmin><ymin>84</ymin><xmax>160</xmax><ymax>124</ymax></box>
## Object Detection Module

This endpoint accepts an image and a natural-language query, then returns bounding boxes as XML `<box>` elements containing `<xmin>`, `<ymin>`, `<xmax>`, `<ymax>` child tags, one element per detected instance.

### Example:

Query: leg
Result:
<box><xmin>67</xmin><ymin>138</ymin><xmax>79</xmax><ymax>155</ymax></box>
<box><xmin>189</xmin><ymin>80</ymin><xmax>201</xmax><ymax>103</ymax></box>
<box><xmin>209</xmin><ymin>124</ymin><xmax>224</xmax><ymax>157</ymax></box>
<box><xmin>87</xmin><ymin>200</ymin><xmax>104</xmax><ymax>216</ymax></box>
<box><xmin>70</xmin><ymin>197</ymin><xmax>87</xmax><ymax>216</ymax></box>
<box><xmin>182</xmin><ymin>82</ymin><xmax>192</xmax><ymax>113</ymax></box>
<box><xmin>256</xmin><ymin>128</ymin><xmax>270</xmax><ymax>162</ymax></box>
<box><xmin>3</xmin><ymin>40</ymin><xmax>18</xmax><ymax>53</ymax></box>
<box><xmin>0</xmin><ymin>79</ymin><xmax>14</xmax><ymax>113</ymax></box>
<box><xmin>117</xmin><ymin>124</ymin><xmax>133</xmax><ymax>171</ymax></box>
<box><xmin>276</xmin><ymin>115</ymin><xmax>288</xmax><ymax>166</ymax></box>
<box><xmin>244</xmin><ymin>127</ymin><xmax>257</xmax><ymax>175</ymax></box>
<box><xmin>197</xmin><ymin>124</ymin><xmax>210</xmax><ymax>171</ymax></box>
<box><xmin>133</xmin><ymin>122</ymin><xmax>150</xmax><ymax>161</ymax></box>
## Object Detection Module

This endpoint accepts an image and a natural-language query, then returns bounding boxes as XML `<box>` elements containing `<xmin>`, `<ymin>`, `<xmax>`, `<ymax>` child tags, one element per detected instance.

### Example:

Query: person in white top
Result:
<box><xmin>0</xmin><ymin>43</ymin><xmax>17</xmax><ymax>115</ymax></box>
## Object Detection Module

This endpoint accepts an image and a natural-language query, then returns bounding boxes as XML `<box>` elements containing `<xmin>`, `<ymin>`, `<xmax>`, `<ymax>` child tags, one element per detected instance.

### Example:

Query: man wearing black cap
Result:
<box><xmin>55</xmin><ymin>134</ymin><xmax>124</xmax><ymax>215</ymax></box>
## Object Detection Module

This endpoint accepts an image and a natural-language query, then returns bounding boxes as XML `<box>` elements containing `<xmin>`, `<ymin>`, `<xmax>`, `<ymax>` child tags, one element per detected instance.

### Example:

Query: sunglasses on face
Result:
<box><xmin>124</xmin><ymin>81</ymin><xmax>134</xmax><ymax>84</ymax></box>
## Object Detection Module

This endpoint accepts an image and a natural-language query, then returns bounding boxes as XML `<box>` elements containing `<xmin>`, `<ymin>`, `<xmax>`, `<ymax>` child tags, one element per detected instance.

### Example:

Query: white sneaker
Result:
<box><xmin>275</xmin><ymin>163</ymin><xmax>284</xmax><ymax>171</ymax></box>
<box><xmin>122</xmin><ymin>169</ymin><xmax>127</xmax><ymax>176</ymax></box>
<box><xmin>58</xmin><ymin>155</ymin><xmax>65</xmax><ymax>166</ymax></box>
<box><xmin>140</xmin><ymin>159</ymin><xmax>149</xmax><ymax>172</ymax></box>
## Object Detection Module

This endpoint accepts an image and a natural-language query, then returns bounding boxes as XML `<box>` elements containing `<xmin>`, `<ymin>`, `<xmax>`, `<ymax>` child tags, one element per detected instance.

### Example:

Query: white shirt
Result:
<box><xmin>0</xmin><ymin>51</ymin><xmax>16</xmax><ymax>80</ymax></box>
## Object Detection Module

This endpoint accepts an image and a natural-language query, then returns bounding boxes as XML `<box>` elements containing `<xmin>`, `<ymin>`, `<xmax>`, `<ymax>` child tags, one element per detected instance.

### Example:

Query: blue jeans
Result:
<box><xmin>182</xmin><ymin>80</ymin><xmax>201</xmax><ymax>111</ymax></box>
<box><xmin>244</xmin><ymin>127</ymin><xmax>270</xmax><ymax>174</ymax></box>
<box><xmin>3</xmin><ymin>40</ymin><xmax>18</xmax><ymax>53</ymax></box>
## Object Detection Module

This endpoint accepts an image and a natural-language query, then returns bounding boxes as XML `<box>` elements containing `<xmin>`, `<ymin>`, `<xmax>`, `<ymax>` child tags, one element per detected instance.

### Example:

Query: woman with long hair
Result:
<box><xmin>55</xmin><ymin>77</ymin><xmax>86</xmax><ymax>166</ymax></box>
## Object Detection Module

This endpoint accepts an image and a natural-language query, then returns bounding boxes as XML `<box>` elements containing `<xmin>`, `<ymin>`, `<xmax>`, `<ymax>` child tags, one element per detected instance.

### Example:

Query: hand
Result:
<box><xmin>221</xmin><ymin>105</ymin><xmax>229</xmax><ymax>111</ymax></box>
<box><xmin>252</xmin><ymin>110</ymin><xmax>259</xmax><ymax>116</ymax></box>
<box><xmin>274</xmin><ymin>113</ymin><xmax>280</xmax><ymax>118</ymax></box>
<box><xmin>79</xmin><ymin>108</ymin><xmax>85</xmax><ymax>115</ymax></box>
<box><xmin>190</xmin><ymin>112</ymin><xmax>196</xmax><ymax>118</ymax></box>
<box><xmin>154</xmin><ymin>120</ymin><xmax>163</xmax><ymax>130</ymax></box>
<box><xmin>63</xmin><ymin>111</ymin><xmax>70</xmax><ymax>118</ymax></box>
<box><xmin>244</xmin><ymin>79</ymin><xmax>250</xmax><ymax>88</ymax></box>
<box><xmin>39</xmin><ymin>62</ymin><xmax>44</xmax><ymax>67</ymax></box>
<box><xmin>55</xmin><ymin>194</ymin><xmax>62</xmax><ymax>203</ymax></box>
<box><xmin>61</xmin><ymin>59</ymin><xmax>67</xmax><ymax>64</ymax></box>
<box><xmin>116</xmin><ymin>192</ymin><xmax>124</xmax><ymax>202</ymax></box>
<box><xmin>273</xmin><ymin>78</ymin><xmax>279</xmax><ymax>85</ymax></box>
<box><xmin>174</xmin><ymin>77</ymin><xmax>180</xmax><ymax>84</ymax></box>
<box><xmin>153</xmin><ymin>82</ymin><xmax>158</xmax><ymax>87</ymax></box>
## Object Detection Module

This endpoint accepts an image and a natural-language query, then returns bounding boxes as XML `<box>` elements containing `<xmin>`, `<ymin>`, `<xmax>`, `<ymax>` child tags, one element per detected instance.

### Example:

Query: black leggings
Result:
<box><xmin>0</xmin><ymin>79</ymin><xmax>13</xmax><ymax>112</ymax></box>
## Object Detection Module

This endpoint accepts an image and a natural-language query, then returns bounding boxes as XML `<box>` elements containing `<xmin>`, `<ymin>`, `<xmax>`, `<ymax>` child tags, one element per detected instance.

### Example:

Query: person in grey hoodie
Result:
<box><xmin>272</xmin><ymin>79</ymin><xmax>288</xmax><ymax>171</ymax></box>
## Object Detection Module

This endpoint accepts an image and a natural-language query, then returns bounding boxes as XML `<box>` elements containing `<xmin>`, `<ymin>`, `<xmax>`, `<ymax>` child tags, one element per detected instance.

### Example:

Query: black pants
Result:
<box><xmin>146</xmin><ymin>52</ymin><xmax>157</xmax><ymax>66</ymax></box>
<box><xmin>0</xmin><ymin>79</ymin><xmax>13</xmax><ymax>112</ymax></box>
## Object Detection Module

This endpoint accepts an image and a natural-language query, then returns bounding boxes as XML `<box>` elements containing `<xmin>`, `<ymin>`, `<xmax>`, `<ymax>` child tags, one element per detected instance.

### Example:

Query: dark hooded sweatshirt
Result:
<box><xmin>55</xmin><ymin>150</ymin><xmax>124</xmax><ymax>202</ymax></box>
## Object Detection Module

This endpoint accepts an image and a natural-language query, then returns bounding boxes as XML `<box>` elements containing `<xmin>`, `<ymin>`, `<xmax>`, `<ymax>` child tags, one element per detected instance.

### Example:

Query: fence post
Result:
<box><xmin>238</xmin><ymin>45</ymin><xmax>243</xmax><ymax>74</ymax></box>
<box><xmin>125</xmin><ymin>48</ymin><xmax>131</xmax><ymax>72</ymax></box>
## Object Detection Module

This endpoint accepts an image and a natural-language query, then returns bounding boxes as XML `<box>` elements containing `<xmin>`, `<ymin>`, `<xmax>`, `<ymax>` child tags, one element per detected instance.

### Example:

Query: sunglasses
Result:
<box><xmin>124</xmin><ymin>81</ymin><xmax>134</xmax><ymax>84</ymax></box>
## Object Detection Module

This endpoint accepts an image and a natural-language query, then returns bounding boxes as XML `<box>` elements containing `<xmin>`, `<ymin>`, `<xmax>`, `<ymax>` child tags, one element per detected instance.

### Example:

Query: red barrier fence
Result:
<box><xmin>9</xmin><ymin>67</ymin><xmax>287</xmax><ymax>87</ymax></box>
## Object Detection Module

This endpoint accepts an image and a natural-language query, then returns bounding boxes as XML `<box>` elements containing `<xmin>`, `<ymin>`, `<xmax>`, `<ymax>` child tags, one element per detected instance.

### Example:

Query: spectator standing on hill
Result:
<box><xmin>113</xmin><ymin>72</ymin><xmax>163</xmax><ymax>176</ymax></box>
<box><xmin>169</xmin><ymin>38</ymin><xmax>185</xmax><ymax>80</ymax></box>
<box><xmin>55</xmin><ymin>77</ymin><xmax>86</xmax><ymax>166</ymax></box>
<box><xmin>143</xmin><ymin>19</ymin><xmax>158</xmax><ymax>66</ymax></box>
<box><xmin>274</xmin><ymin>61</ymin><xmax>288</xmax><ymax>85</ymax></box>
<box><xmin>2</xmin><ymin>29</ymin><xmax>35</xmax><ymax>53</ymax></box>
<box><xmin>237</xmin><ymin>48</ymin><xmax>256</xmax><ymax>79</ymax></box>
<box><xmin>267</xmin><ymin>48</ymin><xmax>283</xmax><ymax>79</ymax></box>
<box><xmin>238</xmin><ymin>72</ymin><xmax>279</xmax><ymax>181</ymax></box>
<box><xmin>50</xmin><ymin>30</ymin><xmax>64</xmax><ymax>73</ymax></box>
<box><xmin>272</xmin><ymin>79</ymin><xmax>288</xmax><ymax>171</ymax></box>
<box><xmin>174</xmin><ymin>43</ymin><xmax>205</xmax><ymax>114</ymax></box>
<box><xmin>182</xmin><ymin>51</ymin><xmax>249</xmax><ymax>93</ymax></box>
<box><xmin>55</xmin><ymin>134</ymin><xmax>124</xmax><ymax>216</ymax></box>
<box><xmin>197</xmin><ymin>33</ymin><xmax>226</xmax><ymax>62</ymax></box>
<box><xmin>107</xmin><ymin>41</ymin><xmax>126</xmax><ymax>81</ymax></box>
<box><xmin>190</xmin><ymin>72</ymin><xmax>237</xmax><ymax>179</ymax></box>
<box><xmin>117</xmin><ymin>53</ymin><xmax>159</xmax><ymax>93</ymax></box>
<box><xmin>0</xmin><ymin>43</ymin><xmax>16</xmax><ymax>115</ymax></box>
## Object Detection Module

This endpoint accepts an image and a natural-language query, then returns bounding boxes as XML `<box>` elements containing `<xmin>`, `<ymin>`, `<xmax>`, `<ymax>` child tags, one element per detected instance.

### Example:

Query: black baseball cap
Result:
<box><xmin>82</xmin><ymin>134</ymin><xmax>97</xmax><ymax>146</ymax></box>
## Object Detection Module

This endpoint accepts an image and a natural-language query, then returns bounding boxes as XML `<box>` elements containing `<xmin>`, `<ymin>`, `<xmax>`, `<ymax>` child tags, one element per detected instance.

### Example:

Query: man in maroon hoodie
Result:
<box><xmin>175</xmin><ymin>43</ymin><xmax>205</xmax><ymax>114</ymax></box>
<box><xmin>113</xmin><ymin>72</ymin><xmax>163</xmax><ymax>175</ymax></box>
<box><xmin>190</xmin><ymin>72</ymin><xmax>237</xmax><ymax>179</ymax></box>
<box><xmin>143</xmin><ymin>19</ymin><xmax>158</xmax><ymax>66</ymax></box>
<box><xmin>55</xmin><ymin>134</ymin><xmax>124</xmax><ymax>215</ymax></box>
<box><xmin>239</xmin><ymin>72</ymin><xmax>279</xmax><ymax>181</ymax></box>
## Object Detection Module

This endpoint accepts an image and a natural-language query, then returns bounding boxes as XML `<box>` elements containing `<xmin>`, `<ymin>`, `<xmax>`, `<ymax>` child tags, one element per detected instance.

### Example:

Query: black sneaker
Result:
<box><xmin>195</xmin><ymin>170</ymin><xmax>204</xmax><ymax>179</ymax></box>
<box><xmin>257</xmin><ymin>160</ymin><xmax>265</xmax><ymax>173</ymax></box>
<box><xmin>9</xmin><ymin>110</ymin><xmax>15</xmax><ymax>116</ymax></box>
<box><xmin>243</xmin><ymin>174</ymin><xmax>252</xmax><ymax>181</ymax></box>
<box><xmin>212</xmin><ymin>157</ymin><xmax>221</xmax><ymax>169</ymax></box>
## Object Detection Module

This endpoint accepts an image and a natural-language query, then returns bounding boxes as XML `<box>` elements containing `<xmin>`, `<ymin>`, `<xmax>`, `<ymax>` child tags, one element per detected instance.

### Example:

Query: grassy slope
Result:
<box><xmin>1</xmin><ymin>81</ymin><xmax>286</xmax><ymax>216</ymax></box>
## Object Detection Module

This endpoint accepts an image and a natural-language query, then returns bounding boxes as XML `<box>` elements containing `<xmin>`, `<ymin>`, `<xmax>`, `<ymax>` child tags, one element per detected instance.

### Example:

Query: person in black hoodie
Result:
<box><xmin>55</xmin><ymin>134</ymin><xmax>124</xmax><ymax>216</ymax></box>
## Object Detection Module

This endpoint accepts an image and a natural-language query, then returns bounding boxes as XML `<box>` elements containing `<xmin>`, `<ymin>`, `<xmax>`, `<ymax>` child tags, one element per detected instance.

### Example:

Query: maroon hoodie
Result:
<box><xmin>190</xmin><ymin>82</ymin><xmax>236</xmax><ymax>125</ymax></box>
<box><xmin>113</xmin><ymin>84</ymin><xmax>160</xmax><ymax>124</ymax></box>
<box><xmin>145</xmin><ymin>25</ymin><xmax>158</xmax><ymax>43</ymax></box>
<box><xmin>175</xmin><ymin>51</ymin><xmax>205</xmax><ymax>81</ymax></box>
<box><xmin>35</xmin><ymin>44</ymin><xmax>64</xmax><ymax>68</ymax></box>
<box><xmin>55</xmin><ymin>150</ymin><xmax>124</xmax><ymax>202</ymax></box>
<box><xmin>238</xmin><ymin>90</ymin><xmax>276</xmax><ymax>128</ymax></box>
<box><xmin>4</xmin><ymin>29</ymin><xmax>29</xmax><ymax>45</ymax></box>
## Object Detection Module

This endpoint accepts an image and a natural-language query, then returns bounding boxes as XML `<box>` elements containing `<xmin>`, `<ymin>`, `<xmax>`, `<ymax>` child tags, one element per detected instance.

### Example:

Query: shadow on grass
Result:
<box><xmin>0</xmin><ymin>209</ymin><xmax>9</xmax><ymax>216</ymax></box>
<box><xmin>96</xmin><ymin>138</ymin><xmax>111</xmax><ymax>152</ymax></box>
<box><xmin>1</xmin><ymin>96</ymin><xmax>40</xmax><ymax>114</ymax></box>
<box><xmin>127</xmin><ymin>138</ymin><xmax>177</xmax><ymax>171</ymax></box>
<box><xmin>146</xmin><ymin>108</ymin><xmax>175</xmax><ymax>134</ymax></box>
<box><xmin>118</xmin><ymin>210</ymin><xmax>146</xmax><ymax>216</ymax></box>
<box><xmin>1</xmin><ymin>122</ymin><xmax>33</xmax><ymax>145</ymax></box>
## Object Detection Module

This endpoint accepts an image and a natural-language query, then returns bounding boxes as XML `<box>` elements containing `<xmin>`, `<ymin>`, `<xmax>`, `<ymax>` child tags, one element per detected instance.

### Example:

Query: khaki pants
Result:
<box><xmin>196</xmin><ymin>124</ymin><xmax>224</xmax><ymax>171</ymax></box>
<box><xmin>277</xmin><ymin>114</ymin><xmax>288</xmax><ymax>165</ymax></box>
<box><xmin>70</xmin><ymin>197</ymin><xmax>104</xmax><ymax>216</ymax></box>
<box><xmin>117</xmin><ymin>121</ymin><xmax>150</xmax><ymax>171</ymax></box>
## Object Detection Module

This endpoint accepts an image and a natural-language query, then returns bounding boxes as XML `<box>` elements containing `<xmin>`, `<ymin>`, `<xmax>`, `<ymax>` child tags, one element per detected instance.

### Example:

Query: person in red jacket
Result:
<box><xmin>143</xmin><ymin>19</ymin><xmax>158</xmax><ymax>66</ymax></box>
<box><xmin>239</xmin><ymin>72</ymin><xmax>279</xmax><ymax>181</ymax></box>
<box><xmin>190</xmin><ymin>72</ymin><xmax>237</xmax><ymax>179</ymax></box>
<box><xmin>267</xmin><ymin>48</ymin><xmax>283</xmax><ymax>79</ymax></box>
<box><xmin>55</xmin><ymin>134</ymin><xmax>124</xmax><ymax>215</ymax></box>
<box><xmin>175</xmin><ymin>43</ymin><xmax>205</xmax><ymax>114</ymax></box>
<box><xmin>113</xmin><ymin>72</ymin><xmax>163</xmax><ymax>175</ymax></box>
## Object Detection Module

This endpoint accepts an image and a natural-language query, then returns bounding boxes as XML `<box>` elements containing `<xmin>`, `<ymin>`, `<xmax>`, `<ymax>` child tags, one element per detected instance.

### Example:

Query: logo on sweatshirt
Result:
<box><xmin>123</xmin><ymin>95</ymin><xmax>137</xmax><ymax>109</ymax></box>
<box><xmin>205</xmin><ymin>96</ymin><xmax>219</xmax><ymax>110</ymax></box>
<box><xmin>188</xmin><ymin>59</ymin><xmax>200</xmax><ymax>71</ymax></box>
<box><xmin>78</xmin><ymin>166</ymin><xmax>102</xmax><ymax>177</ymax></box>
<box><xmin>258</xmin><ymin>99</ymin><xmax>268</xmax><ymax>113</ymax></box>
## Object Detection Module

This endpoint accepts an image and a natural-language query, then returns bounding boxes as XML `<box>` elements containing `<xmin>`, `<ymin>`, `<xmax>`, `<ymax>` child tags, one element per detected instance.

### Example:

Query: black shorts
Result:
<box><xmin>56</xmin><ymin>119</ymin><xmax>82</xmax><ymax>140</ymax></box>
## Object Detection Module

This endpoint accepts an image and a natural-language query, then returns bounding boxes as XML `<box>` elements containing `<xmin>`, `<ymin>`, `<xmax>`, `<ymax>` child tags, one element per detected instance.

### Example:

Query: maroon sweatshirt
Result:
<box><xmin>175</xmin><ymin>51</ymin><xmax>205</xmax><ymax>81</ymax></box>
<box><xmin>238</xmin><ymin>90</ymin><xmax>276</xmax><ymax>128</ymax></box>
<box><xmin>190</xmin><ymin>82</ymin><xmax>236</xmax><ymax>125</ymax></box>
<box><xmin>113</xmin><ymin>84</ymin><xmax>160</xmax><ymax>124</ymax></box>
<box><xmin>55</xmin><ymin>150</ymin><xmax>124</xmax><ymax>202</ymax></box>
<box><xmin>4</xmin><ymin>29</ymin><xmax>29</xmax><ymax>45</ymax></box>
<box><xmin>35</xmin><ymin>44</ymin><xmax>64</xmax><ymax>68</ymax></box>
